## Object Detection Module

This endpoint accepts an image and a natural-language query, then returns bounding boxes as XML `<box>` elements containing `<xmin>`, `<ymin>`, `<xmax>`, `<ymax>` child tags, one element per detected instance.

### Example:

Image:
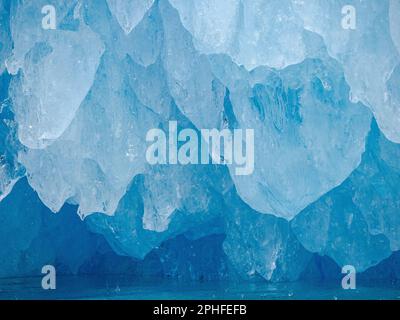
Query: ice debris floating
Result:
<box><xmin>0</xmin><ymin>0</ymin><xmax>399</xmax><ymax>282</ymax></box>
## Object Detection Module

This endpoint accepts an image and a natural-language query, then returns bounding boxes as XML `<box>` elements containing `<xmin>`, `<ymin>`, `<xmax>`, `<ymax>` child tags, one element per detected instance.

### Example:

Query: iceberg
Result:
<box><xmin>0</xmin><ymin>0</ymin><xmax>399</xmax><ymax>291</ymax></box>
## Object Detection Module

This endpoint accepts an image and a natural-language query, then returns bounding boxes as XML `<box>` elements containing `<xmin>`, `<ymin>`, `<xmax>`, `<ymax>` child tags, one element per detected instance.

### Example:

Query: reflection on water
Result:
<box><xmin>0</xmin><ymin>275</ymin><xmax>399</xmax><ymax>300</ymax></box>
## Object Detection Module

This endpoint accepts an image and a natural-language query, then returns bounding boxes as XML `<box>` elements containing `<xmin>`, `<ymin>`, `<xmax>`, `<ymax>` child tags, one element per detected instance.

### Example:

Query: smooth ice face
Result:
<box><xmin>293</xmin><ymin>0</ymin><xmax>400</xmax><ymax>143</ymax></box>
<box><xmin>106</xmin><ymin>0</ymin><xmax>154</xmax><ymax>34</ymax></box>
<box><xmin>170</xmin><ymin>0</ymin><xmax>307</xmax><ymax>70</ymax></box>
<box><xmin>292</xmin><ymin>121</ymin><xmax>399</xmax><ymax>271</ymax></box>
<box><xmin>7</xmin><ymin>0</ymin><xmax>104</xmax><ymax>149</ymax></box>
<box><xmin>210</xmin><ymin>55</ymin><xmax>372</xmax><ymax>219</ymax></box>
<box><xmin>19</xmin><ymin>52</ymin><xmax>160</xmax><ymax>216</ymax></box>
<box><xmin>140</xmin><ymin>164</ymin><xmax>231</xmax><ymax>233</ymax></box>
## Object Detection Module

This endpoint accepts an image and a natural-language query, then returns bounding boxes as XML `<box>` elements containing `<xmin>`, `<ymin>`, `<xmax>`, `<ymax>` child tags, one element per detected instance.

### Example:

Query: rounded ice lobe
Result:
<box><xmin>293</xmin><ymin>0</ymin><xmax>400</xmax><ymax>143</ymax></box>
<box><xmin>170</xmin><ymin>0</ymin><xmax>307</xmax><ymax>70</ymax></box>
<box><xmin>18</xmin><ymin>53</ymin><xmax>160</xmax><ymax>216</ymax></box>
<box><xmin>210</xmin><ymin>55</ymin><xmax>372</xmax><ymax>219</ymax></box>
<box><xmin>292</xmin><ymin>121</ymin><xmax>399</xmax><ymax>271</ymax></box>
<box><xmin>0</xmin><ymin>0</ymin><xmax>12</xmax><ymax>74</ymax></box>
<box><xmin>171</xmin><ymin>0</ymin><xmax>400</xmax><ymax>143</ymax></box>
<box><xmin>7</xmin><ymin>0</ymin><xmax>104</xmax><ymax>149</ymax></box>
<box><xmin>159</xmin><ymin>0</ymin><xmax>226</xmax><ymax>130</ymax></box>
<box><xmin>106</xmin><ymin>0</ymin><xmax>155</xmax><ymax>35</ymax></box>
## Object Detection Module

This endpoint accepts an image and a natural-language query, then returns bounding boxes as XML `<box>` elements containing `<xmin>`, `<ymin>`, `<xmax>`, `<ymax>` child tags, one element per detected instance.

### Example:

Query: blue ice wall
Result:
<box><xmin>0</xmin><ymin>0</ymin><xmax>399</xmax><ymax>284</ymax></box>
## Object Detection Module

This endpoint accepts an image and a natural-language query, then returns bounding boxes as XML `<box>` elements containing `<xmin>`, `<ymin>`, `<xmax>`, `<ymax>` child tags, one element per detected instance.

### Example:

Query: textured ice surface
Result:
<box><xmin>106</xmin><ymin>0</ymin><xmax>154</xmax><ymax>35</ymax></box>
<box><xmin>0</xmin><ymin>0</ymin><xmax>399</xmax><ymax>284</ymax></box>
<box><xmin>390</xmin><ymin>0</ymin><xmax>400</xmax><ymax>55</ymax></box>
<box><xmin>0</xmin><ymin>0</ymin><xmax>11</xmax><ymax>74</ymax></box>
<box><xmin>210</xmin><ymin>53</ymin><xmax>371</xmax><ymax>218</ymax></box>
<box><xmin>171</xmin><ymin>0</ymin><xmax>400</xmax><ymax>144</ymax></box>
<box><xmin>0</xmin><ymin>72</ymin><xmax>24</xmax><ymax>201</ymax></box>
<box><xmin>293</xmin><ymin>0</ymin><xmax>400</xmax><ymax>143</ymax></box>
<box><xmin>86</xmin><ymin>162</ymin><xmax>230</xmax><ymax>258</ymax></box>
<box><xmin>170</xmin><ymin>0</ymin><xmax>307</xmax><ymax>70</ymax></box>
<box><xmin>223</xmin><ymin>190</ymin><xmax>312</xmax><ymax>281</ymax></box>
<box><xmin>0</xmin><ymin>178</ymin><xmax>109</xmax><ymax>278</ymax></box>
<box><xmin>292</xmin><ymin>121</ymin><xmax>400</xmax><ymax>271</ymax></box>
<box><xmin>7</xmin><ymin>0</ymin><xmax>104</xmax><ymax>149</ymax></box>
<box><xmin>160</xmin><ymin>0</ymin><xmax>226</xmax><ymax>130</ymax></box>
<box><xmin>19</xmin><ymin>52</ymin><xmax>160</xmax><ymax>215</ymax></box>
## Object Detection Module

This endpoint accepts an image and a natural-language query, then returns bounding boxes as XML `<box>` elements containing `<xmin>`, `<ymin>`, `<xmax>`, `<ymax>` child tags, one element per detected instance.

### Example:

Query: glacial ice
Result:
<box><xmin>223</xmin><ymin>190</ymin><xmax>313</xmax><ymax>281</ymax></box>
<box><xmin>390</xmin><ymin>0</ymin><xmax>400</xmax><ymax>55</ymax></box>
<box><xmin>86</xmin><ymin>162</ymin><xmax>230</xmax><ymax>259</ymax></box>
<box><xmin>210</xmin><ymin>53</ymin><xmax>371</xmax><ymax>219</ymax></box>
<box><xmin>293</xmin><ymin>0</ymin><xmax>400</xmax><ymax>143</ymax></box>
<box><xmin>0</xmin><ymin>67</ymin><xmax>24</xmax><ymax>201</ymax></box>
<box><xmin>19</xmin><ymin>52</ymin><xmax>160</xmax><ymax>216</ymax></box>
<box><xmin>0</xmin><ymin>0</ymin><xmax>11</xmax><ymax>74</ymax></box>
<box><xmin>7</xmin><ymin>0</ymin><xmax>104</xmax><ymax>149</ymax></box>
<box><xmin>171</xmin><ymin>0</ymin><xmax>400</xmax><ymax>144</ymax></box>
<box><xmin>0</xmin><ymin>0</ymin><xmax>399</xmax><ymax>283</ymax></box>
<box><xmin>159</xmin><ymin>0</ymin><xmax>226</xmax><ymax>130</ymax></box>
<box><xmin>170</xmin><ymin>0</ymin><xmax>307</xmax><ymax>70</ymax></box>
<box><xmin>106</xmin><ymin>0</ymin><xmax>155</xmax><ymax>35</ymax></box>
<box><xmin>292</xmin><ymin>120</ymin><xmax>400</xmax><ymax>271</ymax></box>
<box><xmin>0</xmin><ymin>177</ymin><xmax>149</xmax><ymax>279</ymax></box>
